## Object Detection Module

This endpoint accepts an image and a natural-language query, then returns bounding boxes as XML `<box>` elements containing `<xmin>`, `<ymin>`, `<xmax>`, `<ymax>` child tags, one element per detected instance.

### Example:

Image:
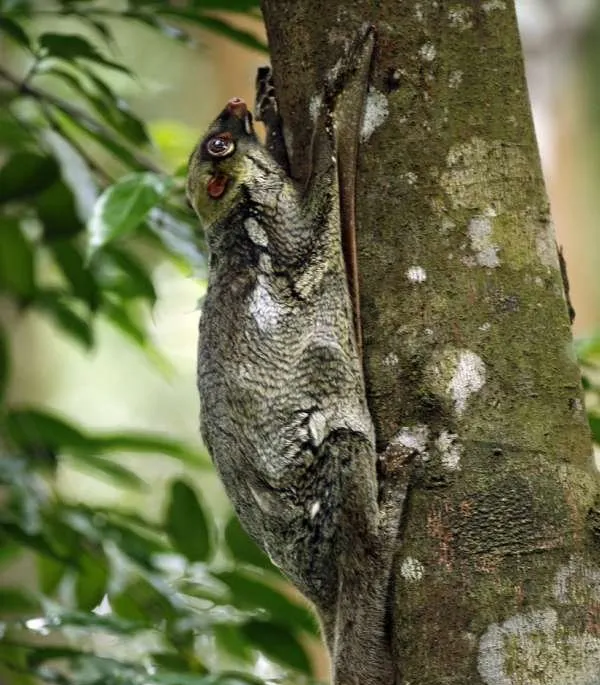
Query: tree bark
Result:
<box><xmin>260</xmin><ymin>1</ymin><xmax>599</xmax><ymax>683</ymax></box>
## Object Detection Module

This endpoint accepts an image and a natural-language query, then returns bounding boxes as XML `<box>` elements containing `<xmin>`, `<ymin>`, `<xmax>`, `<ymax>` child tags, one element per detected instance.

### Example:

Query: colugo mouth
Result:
<box><xmin>207</xmin><ymin>172</ymin><xmax>229</xmax><ymax>199</ymax></box>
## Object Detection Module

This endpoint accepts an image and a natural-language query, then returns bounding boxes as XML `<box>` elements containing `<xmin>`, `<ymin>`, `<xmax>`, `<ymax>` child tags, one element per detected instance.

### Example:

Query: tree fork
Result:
<box><xmin>261</xmin><ymin>1</ymin><xmax>599</xmax><ymax>683</ymax></box>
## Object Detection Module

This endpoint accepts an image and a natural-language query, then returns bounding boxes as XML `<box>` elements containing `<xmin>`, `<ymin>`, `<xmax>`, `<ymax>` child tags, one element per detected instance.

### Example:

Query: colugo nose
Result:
<box><xmin>227</xmin><ymin>97</ymin><xmax>248</xmax><ymax>119</ymax></box>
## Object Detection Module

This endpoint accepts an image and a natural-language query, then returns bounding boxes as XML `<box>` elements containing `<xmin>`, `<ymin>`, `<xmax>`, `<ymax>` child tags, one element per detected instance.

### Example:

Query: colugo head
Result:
<box><xmin>186</xmin><ymin>97</ymin><xmax>259</xmax><ymax>226</ymax></box>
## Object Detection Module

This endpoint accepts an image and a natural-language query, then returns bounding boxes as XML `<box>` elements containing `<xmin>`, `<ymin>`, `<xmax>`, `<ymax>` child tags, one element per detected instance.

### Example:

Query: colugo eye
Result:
<box><xmin>206</xmin><ymin>135</ymin><xmax>234</xmax><ymax>158</ymax></box>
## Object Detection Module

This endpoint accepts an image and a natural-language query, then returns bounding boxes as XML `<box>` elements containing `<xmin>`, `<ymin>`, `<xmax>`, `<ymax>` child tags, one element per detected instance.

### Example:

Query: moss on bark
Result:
<box><xmin>261</xmin><ymin>1</ymin><xmax>599</xmax><ymax>682</ymax></box>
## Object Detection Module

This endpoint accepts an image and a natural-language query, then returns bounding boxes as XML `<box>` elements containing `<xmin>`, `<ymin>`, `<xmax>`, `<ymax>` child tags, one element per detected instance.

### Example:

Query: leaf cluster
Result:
<box><xmin>0</xmin><ymin>4</ymin><xmax>318</xmax><ymax>685</ymax></box>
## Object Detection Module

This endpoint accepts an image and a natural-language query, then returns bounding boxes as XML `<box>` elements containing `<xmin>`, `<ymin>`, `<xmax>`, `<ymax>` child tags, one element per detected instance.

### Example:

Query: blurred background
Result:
<box><xmin>1</xmin><ymin>1</ymin><xmax>600</xmax><ymax>683</ymax></box>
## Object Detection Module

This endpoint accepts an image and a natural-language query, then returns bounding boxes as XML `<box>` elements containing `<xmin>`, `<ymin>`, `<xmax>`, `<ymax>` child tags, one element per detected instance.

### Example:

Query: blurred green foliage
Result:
<box><xmin>0</xmin><ymin>1</ymin><xmax>320</xmax><ymax>684</ymax></box>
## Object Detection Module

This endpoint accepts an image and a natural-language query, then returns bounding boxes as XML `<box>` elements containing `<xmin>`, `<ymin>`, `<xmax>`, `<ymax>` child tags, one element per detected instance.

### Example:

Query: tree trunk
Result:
<box><xmin>260</xmin><ymin>1</ymin><xmax>599</xmax><ymax>683</ymax></box>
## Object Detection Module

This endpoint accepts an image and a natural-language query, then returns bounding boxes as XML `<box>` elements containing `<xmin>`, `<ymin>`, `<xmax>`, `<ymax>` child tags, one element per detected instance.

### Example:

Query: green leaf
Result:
<box><xmin>86</xmin><ymin>70</ymin><xmax>149</xmax><ymax>144</ymax></box>
<box><xmin>108</xmin><ymin>591</ymin><xmax>149</xmax><ymax>623</ymax></box>
<box><xmin>64</xmin><ymin>452</ymin><xmax>146</xmax><ymax>489</ymax></box>
<box><xmin>122</xmin><ymin>10</ymin><xmax>190</xmax><ymax>42</ymax></box>
<box><xmin>30</xmin><ymin>609</ymin><xmax>144</xmax><ymax>634</ymax></box>
<box><xmin>33</xmin><ymin>291</ymin><xmax>94</xmax><ymax>349</ymax></box>
<box><xmin>0</xmin><ymin>110</ymin><xmax>34</xmax><ymax>150</ymax></box>
<box><xmin>0</xmin><ymin>522</ymin><xmax>67</xmax><ymax>564</ymax></box>
<box><xmin>38</xmin><ymin>33</ymin><xmax>131</xmax><ymax>74</ymax></box>
<box><xmin>103</xmin><ymin>520</ymin><xmax>168</xmax><ymax>569</ymax></box>
<box><xmin>240</xmin><ymin>619</ymin><xmax>311</xmax><ymax>674</ymax></box>
<box><xmin>67</xmin><ymin>13</ymin><xmax>115</xmax><ymax>47</ymax></box>
<box><xmin>0</xmin><ymin>587</ymin><xmax>40</xmax><ymax>614</ymax></box>
<box><xmin>75</xmin><ymin>553</ymin><xmax>108</xmax><ymax>611</ymax></box>
<box><xmin>24</xmin><ymin>653</ymin><xmax>146</xmax><ymax>685</ymax></box>
<box><xmin>215</xmin><ymin>570</ymin><xmax>319</xmax><ymax>636</ymax></box>
<box><xmin>35</xmin><ymin>179</ymin><xmax>85</xmax><ymax>240</ymax></box>
<box><xmin>66</xmin><ymin>502</ymin><xmax>161</xmax><ymax>534</ymax></box>
<box><xmin>157</xmin><ymin>10</ymin><xmax>267</xmax><ymax>52</ymax></box>
<box><xmin>213</xmin><ymin>673</ymin><xmax>268</xmax><ymax>685</ymax></box>
<box><xmin>166</xmin><ymin>480</ymin><xmax>212</xmax><ymax>562</ymax></box>
<box><xmin>0</xmin><ymin>17</ymin><xmax>31</xmax><ymax>50</ymax></box>
<box><xmin>0</xmin><ymin>644</ymin><xmax>30</xmax><ymax>682</ymax></box>
<box><xmin>152</xmin><ymin>674</ymin><xmax>266</xmax><ymax>685</ymax></box>
<box><xmin>55</xmin><ymin>105</ymin><xmax>146</xmax><ymax>170</ymax></box>
<box><xmin>24</xmin><ymin>645</ymin><xmax>98</xmax><ymax>668</ymax></box>
<box><xmin>4</xmin><ymin>408</ymin><xmax>89</xmax><ymax>452</ymax></box>
<box><xmin>589</xmin><ymin>415</ymin><xmax>600</xmax><ymax>443</ymax></box>
<box><xmin>101</xmin><ymin>297</ymin><xmax>148</xmax><ymax>347</ymax></box>
<box><xmin>5</xmin><ymin>407</ymin><xmax>204</xmax><ymax>466</ymax></box>
<box><xmin>224</xmin><ymin>516</ymin><xmax>275</xmax><ymax>572</ymax></box>
<box><xmin>213</xmin><ymin>624</ymin><xmax>253</xmax><ymax>663</ymax></box>
<box><xmin>89</xmin><ymin>172</ymin><xmax>172</xmax><ymax>252</ymax></box>
<box><xmin>47</xmin><ymin>66</ymin><xmax>150</xmax><ymax>146</ymax></box>
<box><xmin>0</xmin><ymin>327</ymin><xmax>8</xmax><ymax>404</ymax></box>
<box><xmin>37</xmin><ymin>555</ymin><xmax>67</xmax><ymax>596</ymax></box>
<box><xmin>576</xmin><ymin>333</ymin><xmax>600</xmax><ymax>362</ymax></box>
<box><xmin>94</xmin><ymin>245</ymin><xmax>156</xmax><ymax>303</ymax></box>
<box><xmin>149</xmin><ymin>652</ymin><xmax>203</xmax><ymax>674</ymax></box>
<box><xmin>0</xmin><ymin>541</ymin><xmax>21</xmax><ymax>568</ymax></box>
<box><xmin>0</xmin><ymin>152</ymin><xmax>59</xmax><ymax>203</ymax></box>
<box><xmin>110</xmin><ymin>577</ymin><xmax>178</xmax><ymax>623</ymax></box>
<box><xmin>148</xmin><ymin>207</ymin><xmax>206</xmax><ymax>274</ymax></box>
<box><xmin>90</xmin><ymin>432</ymin><xmax>206</xmax><ymax>466</ymax></box>
<box><xmin>148</xmin><ymin>674</ymin><xmax>211</xmax><ymax>685</ymax></box>
<box><xmin>50</xmin><ymin>240</ymin><xmax>100</xmax><ymax>310</ymax></box>
<box><xmin>0</xmin><ymin>218</ymin><xmax>35</xmax><ymax>298</ymax></box>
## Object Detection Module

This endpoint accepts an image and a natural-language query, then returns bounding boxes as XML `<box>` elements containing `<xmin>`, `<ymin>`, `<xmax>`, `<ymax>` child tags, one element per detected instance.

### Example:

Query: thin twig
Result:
<box><xmin>0</xmin><ymin>65</ymin><xmax>164</xmax><ymax>175</ymax></box>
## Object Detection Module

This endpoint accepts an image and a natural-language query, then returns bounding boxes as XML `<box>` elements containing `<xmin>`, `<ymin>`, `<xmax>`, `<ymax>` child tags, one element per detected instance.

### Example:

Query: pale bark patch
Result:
<box><xmin>449</xmin><ymin>70</ymin><xmax>463</xmax><ymax>88</ymax></box>
<box><xmin>448</xmin><ymin>7</ymin><xmax>474</xmax><ymax>31</ymax></box>
<box><xmin>441</xmin><ymin>138</ymin><xmax>527</xmax><ymax>211</ymax></box>
<box><xmin>448</xmin><ymin>350</ymin><xmax>486</xmax><ymax>416</ymax></box>
<box><xmin>390</xmin><ymin>425</ymin><xmax>429</xmax><ymax>455</ymax></box>
<box><xmin>478</xmin><ymin>608</ymin><xmax>600</xmax><ymax>685</ymax></box>
<box><xmin>424</xmin><ymin>348</ymin><xmax>487</xmax><ymax>416</ymax></box>
<box><xmin>482</xmin><ymin>0</ymin><xmax>507</xmax><ymax>11</ymax></box>
<box><xmin>361</xmin><ymin>89</ymin><xmax>389</xmax><ymax>142</ymax></box>
<box><xmin>436</xmin><ymin>430</ymin><xmax>462</xmax><ymax>471</ymax></box>
<box><xmin>419</xmin><ymin>42</ymin><xmax>437</xmax><ymax>62</ymax></box>
<box><xmin>400</xmin><ymin>557</ymin><xmax>425</xmax><ymax>582</ymax></box>
<box><xmin>406</xmin><ymin>266</ymin><xmax>427</xmax><ymax>283</ymax></box>
<box><xmin>553</xmin><ymin>556</ymin><xmax>600</xmax><ymax>605</ymax></box>
<box><xmin>382</xmin><ymin>351</ymin><xmax>399</xmax><ymax>367</ymax></box>
<box><xmin>466</xmin><ymin>212</ymin><xmax>500</xmax><ymax>268</ymax></box>
<box><xmin>535</xmin><ymin>220</ymin><xmax>560</xmax><ymax>269</ymax></box>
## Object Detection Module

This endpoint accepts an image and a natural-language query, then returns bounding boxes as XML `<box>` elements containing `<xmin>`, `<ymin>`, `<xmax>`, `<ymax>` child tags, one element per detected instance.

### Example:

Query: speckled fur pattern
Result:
<box><xmin>187</xmin><ymin>28</ymin><xmax>405</xmax><ymax>685</ymax></box>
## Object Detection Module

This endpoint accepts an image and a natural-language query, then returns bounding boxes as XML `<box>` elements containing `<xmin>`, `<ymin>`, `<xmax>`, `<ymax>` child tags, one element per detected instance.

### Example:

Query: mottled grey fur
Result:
<box><xmin>188</xmin><ymin>30</ymin><xmax>406</xmax><ymax>685</ymax></box>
